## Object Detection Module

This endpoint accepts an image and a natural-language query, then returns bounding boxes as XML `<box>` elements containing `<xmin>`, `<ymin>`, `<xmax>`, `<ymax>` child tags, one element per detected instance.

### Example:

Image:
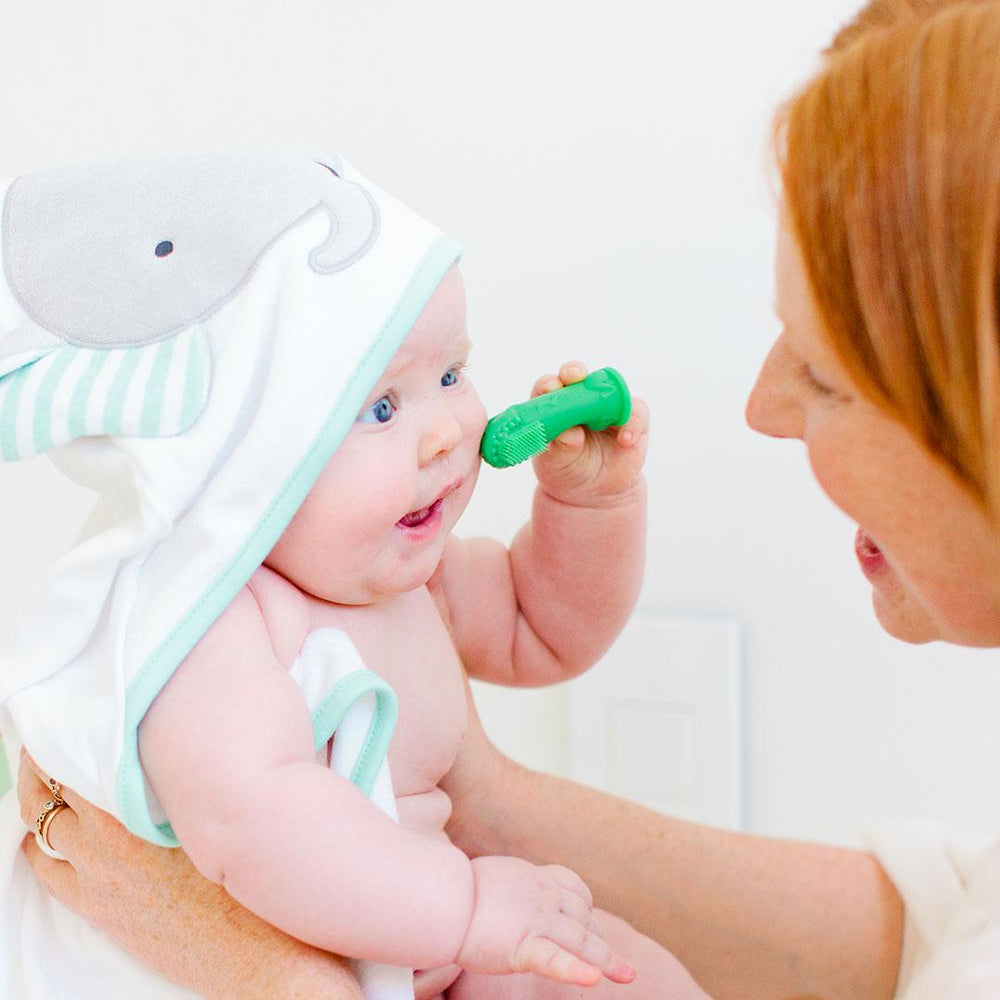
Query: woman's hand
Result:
<box><xmin>17</xmin><ymin>749</ymin><xmax>361</xmax><ymax>1000</ymax></box>
<box><xmin>439</xmin><ymin>671</ymin><xmax>523</xmax><ymax>862</ymax></box>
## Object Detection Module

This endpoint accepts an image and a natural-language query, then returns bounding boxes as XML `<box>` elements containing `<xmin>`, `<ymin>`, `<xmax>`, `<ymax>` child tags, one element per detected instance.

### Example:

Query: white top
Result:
<box><xmin>868</xmin><ymin>822</ymin><xmax>1000</xmax><ymax>998</ymax></box>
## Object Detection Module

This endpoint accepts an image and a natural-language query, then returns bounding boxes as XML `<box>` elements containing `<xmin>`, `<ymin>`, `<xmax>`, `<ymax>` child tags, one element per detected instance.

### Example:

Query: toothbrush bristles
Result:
<box><xmin>492</xmin><ymin>421</ymin><xmax>549</xmax><ymax>467</ymax></box>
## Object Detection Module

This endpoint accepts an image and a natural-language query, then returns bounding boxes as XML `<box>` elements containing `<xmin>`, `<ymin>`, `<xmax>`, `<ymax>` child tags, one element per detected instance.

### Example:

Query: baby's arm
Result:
<box><xmin>440</xmin><ymin>362</ymin><xmax>648</xmax><ymax>687</ymax></box>
<box><xmin>138</xmin><ymin>586</ymin><xmax>631</xmax><ymax>985</ymax></box>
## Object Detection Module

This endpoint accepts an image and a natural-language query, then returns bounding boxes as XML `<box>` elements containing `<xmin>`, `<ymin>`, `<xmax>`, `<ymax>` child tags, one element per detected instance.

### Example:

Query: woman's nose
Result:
<box><xmin>419</xmin><ymin>407</ymin><xmax>463</xmax><ymax>466</ymax></box>
<box><xmin>745</xmin><ymin>340</ymin><xmax>804</xmax><ymax>440</ymax></box>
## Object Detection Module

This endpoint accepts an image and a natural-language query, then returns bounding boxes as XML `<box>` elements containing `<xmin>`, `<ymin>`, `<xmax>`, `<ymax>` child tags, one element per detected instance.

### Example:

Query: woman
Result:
<box><xmin>15</xmin><ymin>0</ymin><xmax>1000</xmax><ymax>996</ymax></box>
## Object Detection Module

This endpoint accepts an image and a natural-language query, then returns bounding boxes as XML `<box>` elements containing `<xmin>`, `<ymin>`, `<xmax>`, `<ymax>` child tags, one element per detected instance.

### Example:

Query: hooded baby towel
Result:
<box><xmin>0</xmin><ymin>149</ymin><xmax>461</xmax><ymax>998</ymax></box>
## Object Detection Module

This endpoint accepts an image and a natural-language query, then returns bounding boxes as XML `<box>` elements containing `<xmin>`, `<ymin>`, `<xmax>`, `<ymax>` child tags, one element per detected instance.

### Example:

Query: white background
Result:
<box><xmin>2</xmin><ymin>0</ymin><xmax>1000</xmax><ymax>847</ymax></box>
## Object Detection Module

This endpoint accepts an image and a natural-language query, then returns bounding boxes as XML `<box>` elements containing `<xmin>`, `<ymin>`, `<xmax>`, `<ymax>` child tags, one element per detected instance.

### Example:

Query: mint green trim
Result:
<box><xmin>32</xmin><ymin>348</ymin><xmax>75</xmax><ymax>454</ymax></box>
<box><xmin>117</xmin><ymin>234</ymin><xmax>463</xmax><ymax>846</ymax></box>
<box><xmin>312</xmin><ymin>670</ymin><xmax>398</xmax><ymax>796</ymax></box>
<box><xmin>179</xmin><ymin>329</ymin><xmax>209</xmax><ymax>431</ymax></box>
<box><xmin>147</xmin><ymin>669</ymin><xmax>398</xmax><ymax>845</ymax></box>
<box><xmin>0</xmin><ymin>366</ymin><xmax>29</xmax><ymax>461</ymax></box>
<box><xmin>102</xmin><ymin>348</ymin><xmax>143</xmax><ymax>435</ymax></box>
<box><xmin>68</xmin><ymin>351</ymin><xmax>106</xmax><ymax>440</ymax></box>
<box><xmin>139</xmin><ymin>337</ymin><xmax>176</xmax><ymax>437</ymax></box>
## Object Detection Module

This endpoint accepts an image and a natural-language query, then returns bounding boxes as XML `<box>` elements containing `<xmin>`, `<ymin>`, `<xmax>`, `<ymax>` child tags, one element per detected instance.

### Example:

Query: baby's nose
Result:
<box><xmin>419</xmin><ymin>409</ymin><xmax>463</xmax><ymax>466</ymax></box>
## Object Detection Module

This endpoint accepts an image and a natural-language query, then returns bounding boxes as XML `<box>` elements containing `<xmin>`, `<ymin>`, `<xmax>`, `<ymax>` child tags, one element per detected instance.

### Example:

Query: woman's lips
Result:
<box><xmin>855</xmin><ymin>527</ymin><xmax>887</xmax><ymax>578</ymax></box>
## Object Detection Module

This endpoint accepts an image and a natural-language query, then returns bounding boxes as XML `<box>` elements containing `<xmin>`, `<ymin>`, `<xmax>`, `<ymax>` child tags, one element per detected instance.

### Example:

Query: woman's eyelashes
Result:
<box><xmin>796</xmin><ymin>361</ymin><xmax>837</xmax><ymax>398</ymax></box>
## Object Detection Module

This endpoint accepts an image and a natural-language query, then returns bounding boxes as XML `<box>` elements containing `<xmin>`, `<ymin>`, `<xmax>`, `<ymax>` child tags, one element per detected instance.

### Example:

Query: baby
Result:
<box><xmin>0</xmin><ymin>150</ymin><xmax>675</xmax><ymax>999</ymax></box>
<box><xmin>139</xmin><ymin>260</ymin><xmax>672</xmax><ymax>997</ymax></box>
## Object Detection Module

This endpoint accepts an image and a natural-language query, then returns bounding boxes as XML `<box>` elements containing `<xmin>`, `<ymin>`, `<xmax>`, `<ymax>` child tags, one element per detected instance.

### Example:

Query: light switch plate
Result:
<box><xmin>569</xmin><ymin>614</ymin><xmax>744</xmax><ymax>829</ymax></box>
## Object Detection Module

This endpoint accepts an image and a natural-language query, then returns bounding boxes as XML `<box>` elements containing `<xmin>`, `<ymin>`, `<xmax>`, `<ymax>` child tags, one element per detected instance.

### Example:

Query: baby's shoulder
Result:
<box><xmin>244</xmin><ymin>565</ymin><xmax>313</xmax><ymax>667</ymax></box>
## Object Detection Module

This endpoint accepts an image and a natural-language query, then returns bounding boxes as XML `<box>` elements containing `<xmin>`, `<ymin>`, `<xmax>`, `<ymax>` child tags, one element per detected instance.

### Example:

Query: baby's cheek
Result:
<box><xmin>267</xmin><ymin>485</ymin><xmax>340</xmax><ymax>572</ymax></box>
<box><xmin>467</xmin><ymin>413</ymin><xmax>487</xmax><ymax>448</ymax></box>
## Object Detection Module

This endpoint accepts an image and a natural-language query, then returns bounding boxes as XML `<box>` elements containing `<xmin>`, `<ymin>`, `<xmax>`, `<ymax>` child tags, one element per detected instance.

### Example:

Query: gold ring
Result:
<box><xmin>40</xmin><ymin>802</ymin><xmax>69</xmax><ymax>852</ymax></box>
<box><xmin>47</xmin><ymin>778</ymin><xmax>64</xmax><ymax>805</ymax></box>
<box><xmin>34</xmin><ymin>797</ymin><xmax>69</xmax><ymax>852</ymax></box>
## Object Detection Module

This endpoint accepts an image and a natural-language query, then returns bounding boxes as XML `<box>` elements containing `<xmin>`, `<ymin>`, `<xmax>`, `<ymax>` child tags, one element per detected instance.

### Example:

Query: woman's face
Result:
<box><xmin>746</xmin><ymin>221</ymin><xmax>1000</xmax><ymax>646</ymax></box>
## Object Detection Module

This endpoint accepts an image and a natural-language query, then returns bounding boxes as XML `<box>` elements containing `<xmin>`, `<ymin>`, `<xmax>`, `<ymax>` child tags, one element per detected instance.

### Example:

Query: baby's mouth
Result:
<box><xmin>397</xmin><ymin>498</ymin><xmax>442</xmax><ymax>528</ymax></box>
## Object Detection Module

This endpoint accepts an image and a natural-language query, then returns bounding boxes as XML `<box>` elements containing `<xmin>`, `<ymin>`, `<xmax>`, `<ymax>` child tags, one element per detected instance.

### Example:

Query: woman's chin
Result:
<box><xmin>871</xmin><ymin>587</ymin><xmax>939</xmax><ymax>644</ymax></box>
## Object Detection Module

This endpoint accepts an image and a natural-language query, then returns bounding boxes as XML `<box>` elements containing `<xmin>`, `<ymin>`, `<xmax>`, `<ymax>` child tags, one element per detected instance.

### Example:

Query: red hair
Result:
<box><xmin>777</xmin><ymin>0</ymin><xmax>1000</xmax><ymax>513</ymax></box>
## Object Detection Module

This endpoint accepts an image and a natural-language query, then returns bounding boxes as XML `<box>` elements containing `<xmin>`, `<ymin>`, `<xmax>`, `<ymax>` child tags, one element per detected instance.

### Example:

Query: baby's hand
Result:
<box><xmin>530</xmin><ymin>362</ymin><xmax>649</xmax><ymax>508</ymax></box>
<box><xmin>454</xmin><ymin>855</ymin><xmax>635</xmax><ymax>986</ymax></box>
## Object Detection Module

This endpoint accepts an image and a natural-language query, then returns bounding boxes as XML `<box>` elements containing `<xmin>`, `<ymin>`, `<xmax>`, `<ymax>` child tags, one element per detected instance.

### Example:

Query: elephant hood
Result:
<box><xmin>0</xmin><ymin>150</ymin><xmax>461</xmax><ymax>843</ymax></box>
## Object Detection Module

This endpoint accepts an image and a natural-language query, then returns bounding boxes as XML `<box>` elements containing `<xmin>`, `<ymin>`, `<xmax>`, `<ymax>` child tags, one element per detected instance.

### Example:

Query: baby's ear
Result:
<box><xmin>0</xmin><ymin>324</ymin><xmax>63</xmax><ymax>378</ymax></box>
<box><xmin>0</xmin><ymin>325</ymin><xmax>211</xmax><ymax>463</ymax></box>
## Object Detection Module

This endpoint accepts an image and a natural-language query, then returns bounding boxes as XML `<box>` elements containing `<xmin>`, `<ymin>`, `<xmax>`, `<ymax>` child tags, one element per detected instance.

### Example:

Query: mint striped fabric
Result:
<box><xmin>0</xmin><ymin>326</ymin><xmax>209</xmax><ymax>462</ymax></box>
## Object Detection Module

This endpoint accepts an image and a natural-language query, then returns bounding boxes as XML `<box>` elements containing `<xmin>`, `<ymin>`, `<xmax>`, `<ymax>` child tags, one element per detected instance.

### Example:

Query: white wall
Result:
<box><xmin>2</xmin><ymin>0</ymin><xmax>1000</xmax><ymax>847</ymax></box>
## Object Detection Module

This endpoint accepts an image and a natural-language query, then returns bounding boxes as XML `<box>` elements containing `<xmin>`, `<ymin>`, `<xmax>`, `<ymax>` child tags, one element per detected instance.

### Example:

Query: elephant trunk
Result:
<box><xmin>308</xmin><ymin>185</ymin><xmax>381</xmax><ymax>275</ymax></box>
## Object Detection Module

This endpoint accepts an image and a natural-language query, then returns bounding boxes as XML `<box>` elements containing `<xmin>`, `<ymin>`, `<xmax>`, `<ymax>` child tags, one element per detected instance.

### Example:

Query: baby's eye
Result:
<box><xmin>358</xmin><ymin>395</ymin><xmax>396</xmax><ymax>425</ymax></box>
<box><xmin>441</xmin><ymin>365</ymin><xmax>466</xmax><ymax>387</ymax></box>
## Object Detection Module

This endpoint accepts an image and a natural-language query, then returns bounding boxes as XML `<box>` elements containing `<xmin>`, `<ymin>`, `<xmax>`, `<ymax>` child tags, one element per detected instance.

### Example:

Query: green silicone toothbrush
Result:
<box><xmin>480</xmin><ymin>367</ymin><xmax>632</xmax><ymax>468</ymax></box>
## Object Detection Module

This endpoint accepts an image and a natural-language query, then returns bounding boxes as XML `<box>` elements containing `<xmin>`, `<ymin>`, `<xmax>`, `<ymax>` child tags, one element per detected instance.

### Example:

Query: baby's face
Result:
<box><xmin>265</xmin><ymin>266</ymin><xmax>487</xmax><ymax>604</ymax></box>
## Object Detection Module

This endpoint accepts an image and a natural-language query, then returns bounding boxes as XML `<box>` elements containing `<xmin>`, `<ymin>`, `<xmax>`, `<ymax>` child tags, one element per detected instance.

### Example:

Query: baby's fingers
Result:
<box><xmin>513</xmin><ymin>936</ymin><xmax>602</xmax><ymax>987</ymax></box>
<box><xmin>557</xmin><ymin>361</ymin><xmax>588</xmax><ymax>386</ymax></box>
<box><xmin>615</xmin><ymin>396</ymin><xmax>650</xmax><ymax>449</ymax></box>
<box><xmin>546</xmin><ymin>915</ymin><xmax>636</xmax><ymax>985</ymax></box>
<box><xmin>545</xmin><ymin>864</ymin><xmax>594</xmax><ymax>907</ymax></box>
<box><xmin>530</xmin><ymin>373</ymin><xmax>562</xmax><ymax>399</ymax></box>
<box><xmin>529</xmin><ymin>361</ymin><xmax>588</xmax><ymax>400</ymax></box>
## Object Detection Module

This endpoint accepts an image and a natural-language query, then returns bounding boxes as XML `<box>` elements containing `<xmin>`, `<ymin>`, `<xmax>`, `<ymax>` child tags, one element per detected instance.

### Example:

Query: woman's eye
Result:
<box><xmin>358</xmin><ymin>395</ymin><xmax>396</xmax><ymax>424</ymax></box>
<box><xmin>798</xmin><ymin>362</ymin><xmax>835</xmax><ymax>397</ymax></box>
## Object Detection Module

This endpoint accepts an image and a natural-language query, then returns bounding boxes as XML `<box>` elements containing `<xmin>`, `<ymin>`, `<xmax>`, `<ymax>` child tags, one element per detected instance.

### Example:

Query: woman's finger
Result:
<box><xmin>16</xmin><ymin>753</ymin><xmax>48</xmax><ymax>828</ymax></box>
<box><xmin>20</xmin><ymin>749</ymin><xmax>87</xmax><ymax>813</ymax></box>
<box><xmin>35</xmin><ymin>799</ymin><xmax>79</xmax><ymax>860</ymax></box>
<box><xmin>17</xmin><ymin>751</ymin><xmax>82</xmax><ymax>862</ymax></box>
<box><xmin>21</xmin><ymin>831</ymin><xmax>81</xmax><ymax>910</ymax></box>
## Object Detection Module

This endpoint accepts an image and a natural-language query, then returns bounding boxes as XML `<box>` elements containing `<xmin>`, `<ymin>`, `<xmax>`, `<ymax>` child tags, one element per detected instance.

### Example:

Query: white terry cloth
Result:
<box><xmin>0</xmin><ymin>626</ymin><xmax>408</xmax><ymax>999</ymax></box>
<box><xmin>0</xmin><ymin>149</ymin><xmax>461</xmax><ymax>998</ymax></box>
<box><xmin>867</xmin><ymin>821</ymin><xmax>1000</xmax><ymax>998</ymax></box>
<box><xmin>291</xmin><ymin>627</ymin><xmax>413</xmax><ymax>1000</ymax></box>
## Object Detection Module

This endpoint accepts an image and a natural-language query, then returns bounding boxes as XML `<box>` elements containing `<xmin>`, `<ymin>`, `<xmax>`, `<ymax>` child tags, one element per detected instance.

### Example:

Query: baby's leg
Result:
<box><xmin>446</xmin><ymin>908</ymin><xmax>709</xmax><ymax>1000</ymax></box>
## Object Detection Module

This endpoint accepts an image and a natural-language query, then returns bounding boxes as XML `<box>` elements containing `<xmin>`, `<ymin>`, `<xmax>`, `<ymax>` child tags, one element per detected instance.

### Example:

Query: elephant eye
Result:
<box><xmin>154</xmin><ymin>241</ymin><xmax>174</xmax><ymax>258</ymax></box>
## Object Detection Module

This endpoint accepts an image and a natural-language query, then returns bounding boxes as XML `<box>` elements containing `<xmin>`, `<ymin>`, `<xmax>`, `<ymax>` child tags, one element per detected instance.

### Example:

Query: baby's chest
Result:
<box><xmin>309</xmin><ymin>591</ymin><xmax>468</xmax><ymax>793</ymax></box>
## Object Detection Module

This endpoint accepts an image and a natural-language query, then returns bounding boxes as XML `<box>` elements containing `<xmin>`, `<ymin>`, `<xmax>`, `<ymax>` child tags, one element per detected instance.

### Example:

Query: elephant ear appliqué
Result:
<box><xmin>0</xmin><ymin>151</ymin><xmax>380</xmax><ymax>462</ymax></box>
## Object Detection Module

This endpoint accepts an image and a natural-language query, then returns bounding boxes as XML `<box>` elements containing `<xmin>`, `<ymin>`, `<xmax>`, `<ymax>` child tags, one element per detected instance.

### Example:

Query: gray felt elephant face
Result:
<box><xmin>0</xmin><ymin>150</ymin><xmax>380</xmax><ymax>461</ymax></box>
